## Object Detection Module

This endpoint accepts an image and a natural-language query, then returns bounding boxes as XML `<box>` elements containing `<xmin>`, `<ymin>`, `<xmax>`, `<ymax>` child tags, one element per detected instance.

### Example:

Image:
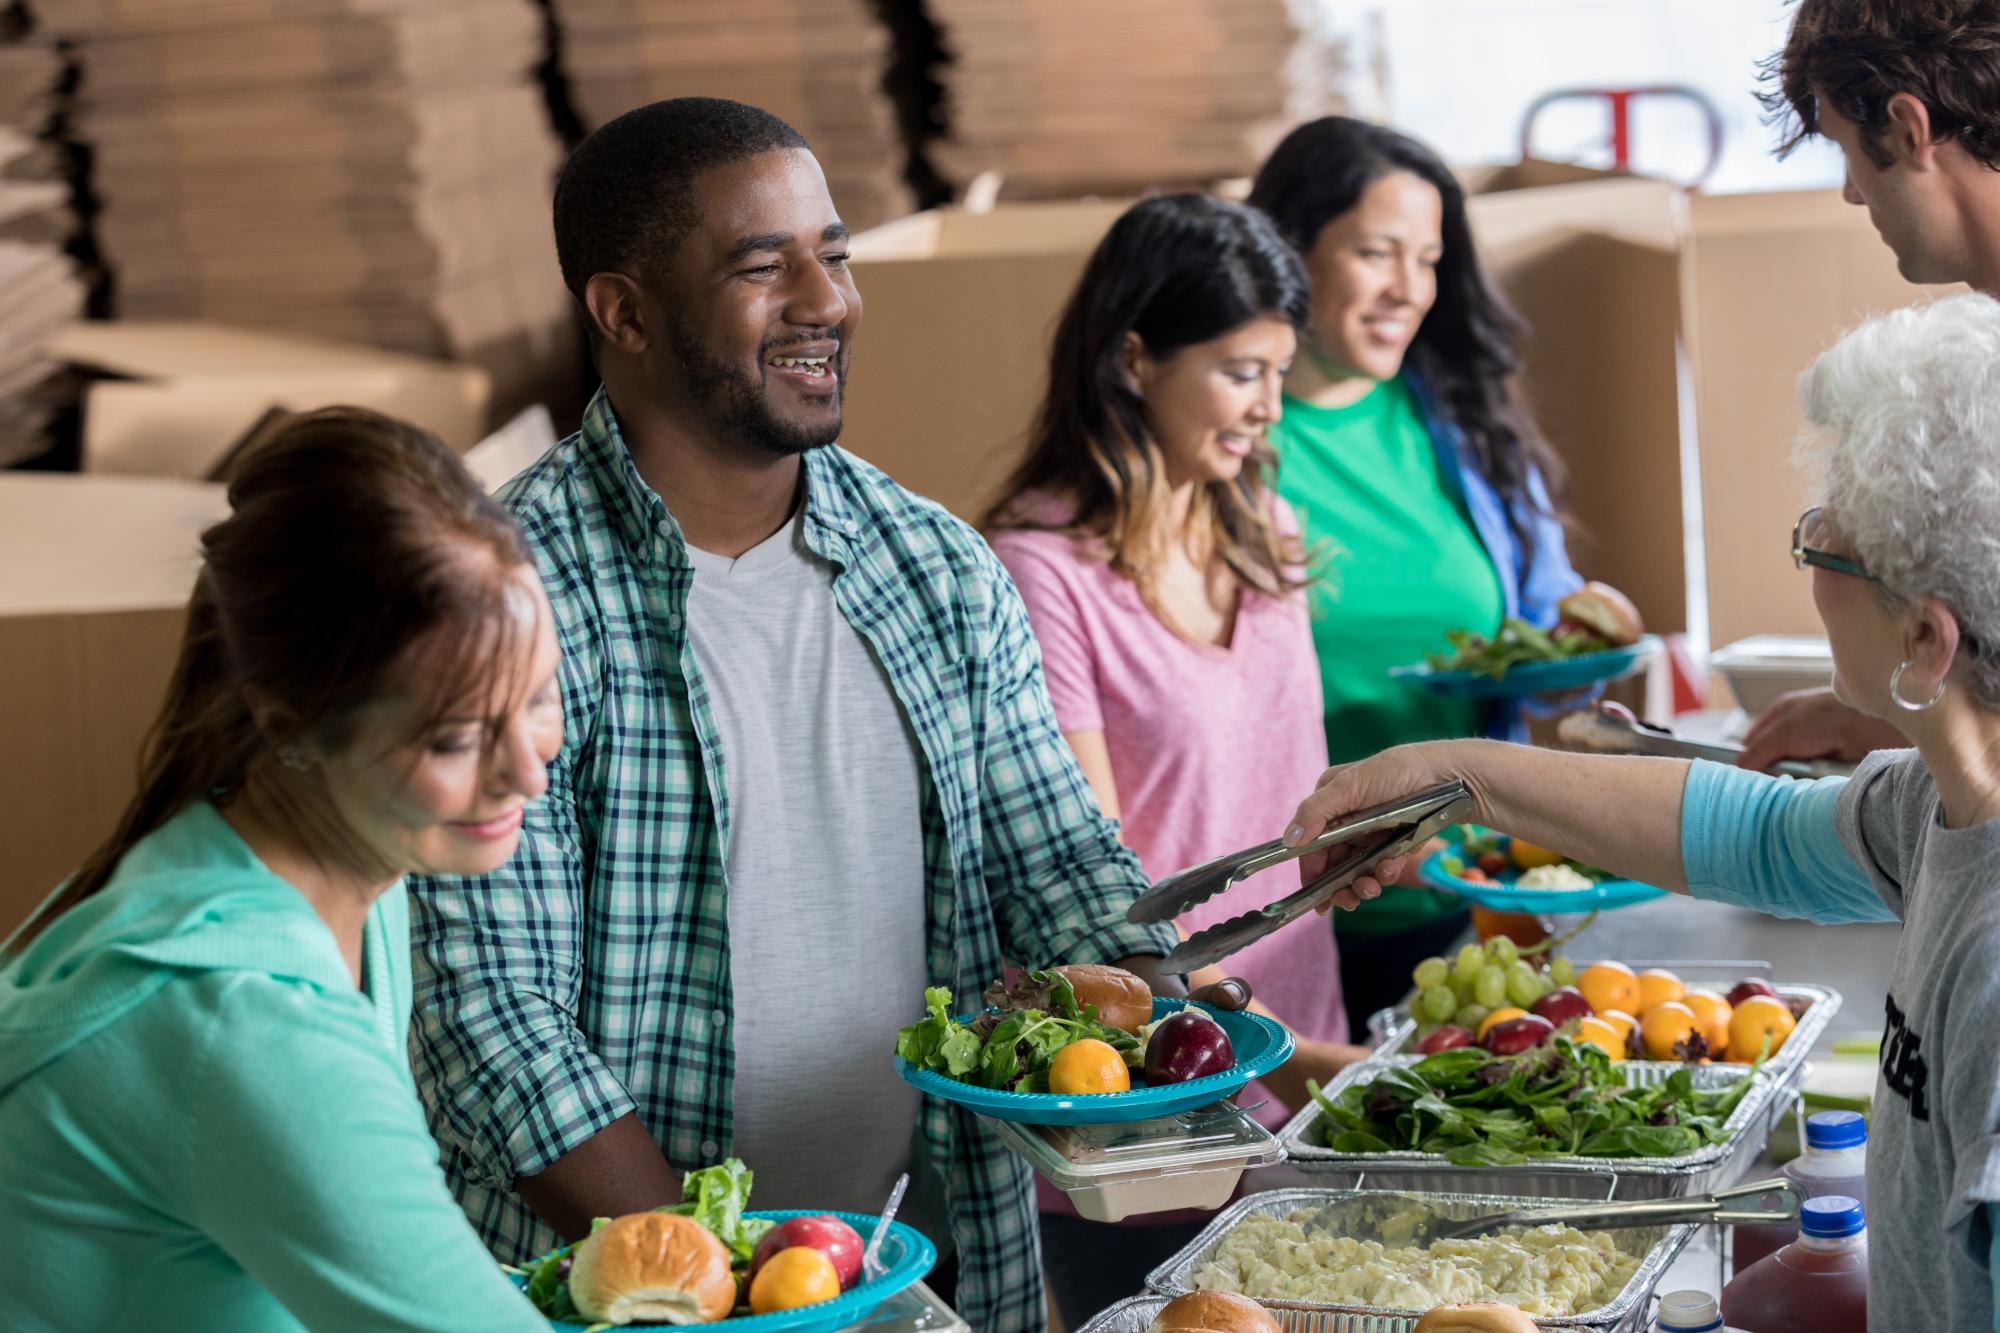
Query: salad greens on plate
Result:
<box><xmin>1425</xmin><ymin>618</ymin><xmax>1613</xmax><ymax>680</ymax></box>
<box><xmin>895</xmin><ymin>968</ymin><xmax>1161</xmax><ymax>1091</ymax></box>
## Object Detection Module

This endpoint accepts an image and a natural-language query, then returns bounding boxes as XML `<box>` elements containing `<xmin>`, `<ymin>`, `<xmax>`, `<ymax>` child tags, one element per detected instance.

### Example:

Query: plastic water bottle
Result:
<box><xmin>1720</xmin><ymin>1196</ymin><xmax>1869</xmax><ymax>1333</ymax></box>
<box><xmin>1653</xmin><ymin>1289</ymin><xmax>1751</xmax><ymax>1333</ymax></box>
<box><xmin>1731</xmin><ymin>1110</ymin><xmax>1868</xmax><ymax>1275</ymax></box>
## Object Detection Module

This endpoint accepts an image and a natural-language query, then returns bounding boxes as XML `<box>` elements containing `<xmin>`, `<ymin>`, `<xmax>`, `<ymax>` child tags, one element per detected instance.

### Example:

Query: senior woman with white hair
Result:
<box><xmin>1278</xmin><ymin>292</ymin><xmax>2000</xmax><ymax>1331</ymax></box>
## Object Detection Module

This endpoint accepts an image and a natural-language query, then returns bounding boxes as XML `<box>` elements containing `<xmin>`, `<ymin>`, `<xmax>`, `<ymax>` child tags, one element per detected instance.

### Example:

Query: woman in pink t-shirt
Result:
<box><xmin>984</xmin><ymin>194</ymin><xmax>1370</xmax><ymax>1325</ymax></box>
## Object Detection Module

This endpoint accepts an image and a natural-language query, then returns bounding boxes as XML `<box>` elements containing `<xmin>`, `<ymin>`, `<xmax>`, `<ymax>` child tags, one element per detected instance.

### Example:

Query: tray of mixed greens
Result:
<box><xmin>1391</xmin><ymin>623</ymin><xmax>1659</xmax><ymax>699</ymax></box>
<box><xmin>1277</xmin><ymin>1041</ymin><xmax>1791</xmax><ymax>1201</ymax></box>
<box><xmin>893</xmin><ymin>967</ymin><xmax>1292</xmax><ymax>1125</ymax></box>
<box><xmin>510</xmin><ymin>1160</ymin><xmax>935</xmax><ymax>1333</ymax></box>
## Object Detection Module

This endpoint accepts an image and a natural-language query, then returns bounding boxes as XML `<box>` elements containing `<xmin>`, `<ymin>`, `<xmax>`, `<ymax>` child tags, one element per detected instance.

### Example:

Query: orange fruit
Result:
<box><xmin>1578</xmin><ymin>961</ymin><xmax>1641</xmax><ymax>1016</ymax></box>
<box><xmin>1683</xmin><ymin>989</ymin><xmax>1734</xmax><ymax>1058</ymax></box>
<box><xmin>1049</xmin><ymin>1039</ymin><xmax>1132</xmax><ymax>1095</ymax></box>
<box><xmin>1636</xmin><ymin>968</ymin><xmax>1686</xmax><ymax>1015</ymax></box>
<box><xmin>1575</xmin><ymin>1016</ymin><xmax>1627</xmax><ymax>1062</ymax></box>
<box><xmin>1728</xmin><ymin>995</ymin><xmax>1798</xmax><ymax>1062</ymax></box>
<box><xmin>1470</xmin><ymin>906</ymin><xmax>1547</xmax><ymax>949</ymax></box>
<box><xmin>1640</xmin><ymin>1001</ymin><xmax>1704</xmax><ymax>1061</ymax></box>
<box><xmin>750</xmin><ymin>1247</ymin><xmax>842</xmax><ymax>1314</ymax></box>
<box><xmin>1477</xmin><ymin>1007</ymin><xmax>1529</xmax><ymax>1040</ymax></box>
<box><xmin>1595</xmin><ymin>1008</ymin><xmax>1639</xmax><ymax>1048</ymax></box>
<box><xmin>1509</xmin><ymin>837</ymin><xmax>1568</xmax><ymax>870</ymax></box>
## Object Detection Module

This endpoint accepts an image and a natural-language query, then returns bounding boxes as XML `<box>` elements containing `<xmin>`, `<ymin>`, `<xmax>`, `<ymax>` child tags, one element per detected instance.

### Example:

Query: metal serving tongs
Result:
<box><xmin>1128</xmin><ymin>781</ymin><xmax>1476</xmax><ymax>973</ymax></box>
<box><xmin>1420</xmin><ymin>1177</ymin><xmax>1804</xmax><ymax>1245</ymax></box>
<box><xmin>1558</xmin><ymin>702</ymin><xmax>1852</xmax><ymax>780</ymax></box>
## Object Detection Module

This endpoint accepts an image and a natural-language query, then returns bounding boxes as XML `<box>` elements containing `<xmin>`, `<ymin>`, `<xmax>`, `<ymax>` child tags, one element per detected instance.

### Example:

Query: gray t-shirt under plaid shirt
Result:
<box><xmin>683</xmin><ymin>505</ymin><xmax>929</xmax><ymax>1219</ymax></box>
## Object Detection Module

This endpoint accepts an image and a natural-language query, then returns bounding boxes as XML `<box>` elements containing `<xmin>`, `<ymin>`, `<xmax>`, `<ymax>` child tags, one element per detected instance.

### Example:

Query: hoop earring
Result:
<box><xmin>277</xmin><ymin>745</ymin><xmax>312</xmax><ymax>771</ymax></box>
<box><xmin>1890</xmin><ymin>660</ymin><xmax>1946</xmax><ymax>712</ymax></box>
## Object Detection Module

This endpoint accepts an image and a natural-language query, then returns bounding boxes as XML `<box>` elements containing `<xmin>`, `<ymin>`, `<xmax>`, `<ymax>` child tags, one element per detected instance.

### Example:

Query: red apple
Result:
<box><xmin>1415</xmin><ymin>1024</ymin><xmax>1475</xmax><ymax>1055</ymax></box>
<box><xmin>1481</xmin><ymin>1014</ymin><xmax>1556</xmax><ymax>1055</ymax></box>
<box><xmin>1531</xmin><ymin>987</ymin><xmax>1593</xmax><ymax>1028</ymax></box>
<box><xmin>1727</xmin><ymin>979</ymin><xmax>1781</xmax><ymax>1009</ymax></box>
<box><xmin>750</xmin><ymin>1214</ymin><xmax>864</xmax><ymax>1289</ymax></box>
<box><xmin>1145</xmin><ymin>1011</ymin><xmax>1236</xmax><ymax>1084</ymax></box>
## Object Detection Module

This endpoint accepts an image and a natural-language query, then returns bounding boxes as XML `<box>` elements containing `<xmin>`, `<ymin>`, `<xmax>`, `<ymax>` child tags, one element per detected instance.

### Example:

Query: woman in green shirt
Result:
<box><xmin>1248</xmin><ymin>118</ymin><xmax>1584</xmax><ymax>1037</ymax></box>
<box><xmin>0</xmin><ymin>410</ymin><xmax>559</xmax><ymax>1332</ymax></box>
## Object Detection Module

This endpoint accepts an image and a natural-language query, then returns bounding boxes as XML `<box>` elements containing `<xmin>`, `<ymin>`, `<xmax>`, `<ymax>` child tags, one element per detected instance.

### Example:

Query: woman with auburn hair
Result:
<box><xmin>0</xmin><ymin>409</ymin><xmax>554</xmax><ymax>1331</ymax></box>
<box><xmin>984</xmin><ymin>193</ymin><xmax>1366</xmax><ymax>1325</ymax></box>
<box><xmin>1248</xmin><ymin>117</ymin><xmax>1586</xmax><ymax>1037</ymax></box>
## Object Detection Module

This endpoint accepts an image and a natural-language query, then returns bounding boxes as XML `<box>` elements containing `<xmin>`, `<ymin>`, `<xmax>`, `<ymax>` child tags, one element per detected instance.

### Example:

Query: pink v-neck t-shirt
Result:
<box><xmin>989</xmin><ymin>503</ymin><xmax>1347</xmax><ymax>1098</ymax></box>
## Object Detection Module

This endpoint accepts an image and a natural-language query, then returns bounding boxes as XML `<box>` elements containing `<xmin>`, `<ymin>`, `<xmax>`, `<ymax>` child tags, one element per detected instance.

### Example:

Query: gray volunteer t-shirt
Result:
<box><xmin>684</xmin><ymin>503</ymin><xmax>931</xmax><ymax>1220</ymax></box>
<box><xmin>1837</xmin><ymin>748</ymin><xmax>2000</xmax><ymax>1332</ymax></box>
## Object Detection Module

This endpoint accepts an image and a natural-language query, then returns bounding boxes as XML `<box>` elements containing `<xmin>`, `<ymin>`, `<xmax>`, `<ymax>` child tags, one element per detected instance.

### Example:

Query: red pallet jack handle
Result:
<box><xmin>1520</xmin><ymin>84</ymin><xmax>1725</xmax><ymax>187</ymax></box>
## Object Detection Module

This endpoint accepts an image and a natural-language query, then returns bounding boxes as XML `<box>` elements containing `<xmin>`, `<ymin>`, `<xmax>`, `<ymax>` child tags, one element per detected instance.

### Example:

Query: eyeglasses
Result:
<box><xmin>1791</xmin><ymin>507</ymin><xmax>1879</xmax><ymax>583</ymax></box>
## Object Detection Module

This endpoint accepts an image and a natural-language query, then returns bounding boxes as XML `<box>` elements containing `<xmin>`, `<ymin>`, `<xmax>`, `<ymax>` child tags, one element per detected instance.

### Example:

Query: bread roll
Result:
<box><xmin>1055</xmin><ymin>963</ymin><xmax>1154</xmax><ymax>1033</ymax></box>
<box><xmin>568</xmin><ymin>1212</ymin><xmax>737</xmax><ymax>1325</ymax></box>
<box><xmin>1558</xmin><ymin>582</ymin><xmax>1644</xmax><ymax>647</ymax></box>
<box><xmin>1413</xmin><ymin>1301</ymin><xmax>1541</xmax><ymax>1333</ymax></box>
<box><xmin>1145</xmin><ymin>1290</ymin><xmax>1283</xmax><ymax>1333</ymax></box>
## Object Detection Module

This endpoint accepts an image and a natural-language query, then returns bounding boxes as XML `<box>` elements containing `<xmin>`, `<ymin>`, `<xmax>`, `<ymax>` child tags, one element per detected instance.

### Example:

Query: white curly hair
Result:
<box><xmin>1796</xmin><ymin>292</ymin><xmax>2000</xmax><ymax>706</ymax></box>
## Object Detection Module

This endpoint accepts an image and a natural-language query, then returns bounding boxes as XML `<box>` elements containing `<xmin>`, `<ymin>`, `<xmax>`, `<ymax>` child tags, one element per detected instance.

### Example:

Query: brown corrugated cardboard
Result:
<box><xmin>51</xmin><ymin>320</ymin><xmax>492</xmax><ymax>476</ymax></box>
<box><xmin>842</xmin><ymin>167</ymin><xmax>1692</xmax><ymax>634</ymax></box>
<box><xmin>1680</xmin><ymin>188</ymin><xmax>1958</xmax><ymax>654</ymax></box>
<box><xmin>0</xmin><ymin>474</ymin><xmax>228</xmax><ymax>928</ymax></box>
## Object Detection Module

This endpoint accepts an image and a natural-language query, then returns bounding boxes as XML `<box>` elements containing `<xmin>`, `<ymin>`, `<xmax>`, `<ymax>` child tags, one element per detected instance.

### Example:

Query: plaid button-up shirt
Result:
<box><xmin>407</xmin><ymin>389</ymin><xmax>1175</xmax><ymax>1333</ymax></box>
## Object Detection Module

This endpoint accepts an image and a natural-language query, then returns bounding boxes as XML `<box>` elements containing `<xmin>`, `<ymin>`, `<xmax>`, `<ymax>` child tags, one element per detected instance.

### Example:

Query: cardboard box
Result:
<box><xmin>1680</xmin><ymin>189</ymin><xmax>1957</xmax><ymax>653</ymax></box>
<box><xmin>51</xmin><ymin>320</ymin><xmax>492</xmax><ymax>477</ymax></box>
<box><xmin>0</xmin><ymin>474</ymin><xmax>228</xmax><ymax>928</ymax></box>
<box><xmin>843</xmin><ymin>164</ymin><xmax>1692</xmax><ymax>634</ymax></box>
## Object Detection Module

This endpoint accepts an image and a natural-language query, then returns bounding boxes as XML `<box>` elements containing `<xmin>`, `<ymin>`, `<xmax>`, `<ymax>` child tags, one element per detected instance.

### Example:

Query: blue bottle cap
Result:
<box><xmin>1801</xmin><ymin>1195</ymin><xmax>1866</xmax><ymax>1238</ymax></box>
<box><xmin>1806</xmin><ymin>1110</ymin><xmax>1867</xmax><ymax>1150</ymax></box>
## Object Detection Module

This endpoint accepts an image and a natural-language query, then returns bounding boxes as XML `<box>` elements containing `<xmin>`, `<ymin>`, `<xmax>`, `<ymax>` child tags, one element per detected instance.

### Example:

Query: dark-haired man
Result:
<box><xmin>406</xmin><ymin>98</ymin><xmax>1214</xmax><ymax>1333</ymax></box>
<box><xmin>1734</xmin><ymin>0</ymin><xmax>2000</xmax><ymax>773</ymax></box>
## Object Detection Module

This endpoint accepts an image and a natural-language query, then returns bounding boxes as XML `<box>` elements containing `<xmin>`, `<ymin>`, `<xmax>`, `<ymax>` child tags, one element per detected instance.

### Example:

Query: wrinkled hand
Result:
<box><xmin>1284</xmin><ymin>745</ymin><xmax>1464</xmax><ymax>913</ymax></box>
<box><xmin>1190</xmin><ymin>976</ymin><xmax>1253</xmax><ymax>1011</ymax></box>
<box><xmin>1736</xmin><ymin>687</ymin><xmax>1903</xmax><ymax>772</ymax></box>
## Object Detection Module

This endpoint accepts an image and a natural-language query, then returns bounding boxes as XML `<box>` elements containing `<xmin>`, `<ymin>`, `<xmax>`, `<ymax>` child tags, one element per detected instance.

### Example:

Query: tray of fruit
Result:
<box><xmin>510</xmin><ymin>1160</ymin><xmax>935</xmax><ymax>1332</ymax></box>
<box><xmin>892</xmin><ymin>965</ymin><xmax>1293</xmax><ymax>1125</ymax></box>
<box><xmin>1420</xmin><ymin>829</ymin><xmax>1667</xmax><ymax>912</ymax></box>
<box><xmin>1374</xmin><ymin>944</ymin><xmax>1839</xmax><ymax>1089</ymax></box>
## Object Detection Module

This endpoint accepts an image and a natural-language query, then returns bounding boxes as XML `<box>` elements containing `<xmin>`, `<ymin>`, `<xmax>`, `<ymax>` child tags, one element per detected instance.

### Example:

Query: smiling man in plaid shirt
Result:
<box><xmin>404</xmin><ymin>99</ymin><xmax>1222</xmax><ymax>1333</ymax></box>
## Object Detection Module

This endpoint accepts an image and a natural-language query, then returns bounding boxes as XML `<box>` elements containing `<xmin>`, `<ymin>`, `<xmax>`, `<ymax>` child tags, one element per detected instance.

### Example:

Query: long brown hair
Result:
<box><xmin>983</xmin><ymin>193</ymin><xmax>1312</xmax><ymax>605</ymax></box>
<box><xmin>10</xmin><ymin>407</ymin><xmax>532</xmax><ymax>951</ymax></box>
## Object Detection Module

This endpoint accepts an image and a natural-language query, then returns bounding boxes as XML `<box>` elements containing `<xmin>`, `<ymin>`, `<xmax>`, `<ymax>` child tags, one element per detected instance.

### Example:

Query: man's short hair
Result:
<box><xmin>1764</xmin><ymin>0</ymin><xmax>2000</xmax><ymax>170</ymax></box>
<box><xmin>552</xmin><ymin>98</ymin><xmax>811</xmax><ymax>302</ymax></box>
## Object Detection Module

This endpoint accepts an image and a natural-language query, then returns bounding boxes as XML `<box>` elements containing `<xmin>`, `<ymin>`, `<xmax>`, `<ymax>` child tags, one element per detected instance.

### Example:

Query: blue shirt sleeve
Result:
<box><xmin>1988</xmin><ymin>1202</ymin><xmax>2000</xmax><ymax>1329</ymax></box>
<box><xmin>1680</xmin><ymin>760</ymin><xmax>1897</xmax><ymax>924</ymax></box>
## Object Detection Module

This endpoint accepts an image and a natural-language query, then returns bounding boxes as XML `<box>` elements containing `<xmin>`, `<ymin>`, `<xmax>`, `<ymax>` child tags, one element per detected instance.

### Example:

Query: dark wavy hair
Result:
<box><xmin>983</xmin><ymin>193</ymin><xmax>1311</xmax><ymax>604</ymax></box>
<box><xmin>1248</xmin><ymin>117</ymin><xmax>1568</xmax><ymax>555</ymax></box>
<box><xmin>1761</xmin><ymin>0</ymin><xmax>2000</xmax><ymax>170</ymax></box>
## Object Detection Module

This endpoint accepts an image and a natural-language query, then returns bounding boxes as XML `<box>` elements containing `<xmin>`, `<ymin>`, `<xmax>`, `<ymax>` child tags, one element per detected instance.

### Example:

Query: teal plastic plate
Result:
<box><xmin>512</xmin><ymin>1210</ymin><xmax>934</xmax><ymax>1333</ymax></box>
<box><xmin>893</xmin><ymin>997</ymin><xmax>1293</xmax><ymax>1125</ymax></box>
<box><xmin>1390</xmin><ymin>634</ymin><xmax>1658</xmax><ymax>699</ymax></box>
<box><xmin>1420</xmin><ymin>849</ymin><xmax>1667</xmax><ymax>911</ymax></box>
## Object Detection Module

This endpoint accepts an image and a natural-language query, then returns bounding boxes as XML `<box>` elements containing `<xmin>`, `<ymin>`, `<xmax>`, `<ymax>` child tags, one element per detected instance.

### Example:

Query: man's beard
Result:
<box><xmin>664</xmin><ymin>315</ymin><xmax>847</xmax><ymax>458</ymax></box>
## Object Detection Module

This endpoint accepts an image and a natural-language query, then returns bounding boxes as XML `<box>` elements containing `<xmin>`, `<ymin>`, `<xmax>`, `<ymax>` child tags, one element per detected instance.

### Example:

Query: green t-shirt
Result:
<box><xmin>1273</xmin><ymin>377</ymin><xmax>1505</xmax><ymax>936</ymax></box>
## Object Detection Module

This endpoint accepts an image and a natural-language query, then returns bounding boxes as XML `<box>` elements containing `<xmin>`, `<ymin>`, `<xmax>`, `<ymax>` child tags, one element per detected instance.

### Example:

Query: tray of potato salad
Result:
<box><xmin>1143</xmin><ymin>1188</ymin><xmax>1694</xmax><ymax>1329</ymax></box>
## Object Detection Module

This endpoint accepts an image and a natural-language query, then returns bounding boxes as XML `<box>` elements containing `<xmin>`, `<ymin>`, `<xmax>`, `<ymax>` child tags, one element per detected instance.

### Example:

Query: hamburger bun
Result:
<box><xmin>1055</xmin><ymin>963</ymin><xmax>1154</xmax><ymax>1033</ymax></box>
<box><xmin>1558</xmin><ymin>582</ymin><xmax>1644</xmax><ymax>647</ymax></box>
<box><xmin>1413</xmin><ymin>1302</ymin><xmax>1541</xmax><ymax>1333</ymax></box>
<box><xmin>1145</xmin><ymin>1290</ymin><xmax>1283</xmax><ymax>1333</ymax></box>
<box><xmin>568</xmin><ymin>1212</ymin><xmax>737</xmax><ymax>1325</ymax></box>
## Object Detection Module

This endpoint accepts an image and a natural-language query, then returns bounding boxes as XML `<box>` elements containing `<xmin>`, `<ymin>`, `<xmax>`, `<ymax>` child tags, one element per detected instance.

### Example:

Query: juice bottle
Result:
<box><xmin>1653</xmin><ymin>1289</ymin><xmax>1751</xmax><ymax>1333</ymax></box>
<box><xmin>1720</xmin><ymin>1196</ymin><xmax>1869</xmax><ymax>1333</ymax></box>
<box><xmin>1731</xmin><ymin>1110</ymin><xmax>1868</xmax><ymax>1275</ymax></box>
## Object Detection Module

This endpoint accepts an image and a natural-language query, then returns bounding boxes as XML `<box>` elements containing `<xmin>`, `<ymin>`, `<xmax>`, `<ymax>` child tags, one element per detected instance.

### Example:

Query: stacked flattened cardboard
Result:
<box><xmin>926</xmin><ymin>0</ymin><xmax>1349</xmax><ymax>198</ymax></box>
<box><xmin>0</xmin><ymin>6</ymin><xmax>86</xmax><ymax>465</ymax></box>
<box><xmin>549</xmin><ymin>0</ymin><xmax>914</xmax><ymax>232</ymax></box>
<box><xmin>37</xmin><ymin>0</ymin><xmax>581</xmax><ymax>424</ymax></box>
